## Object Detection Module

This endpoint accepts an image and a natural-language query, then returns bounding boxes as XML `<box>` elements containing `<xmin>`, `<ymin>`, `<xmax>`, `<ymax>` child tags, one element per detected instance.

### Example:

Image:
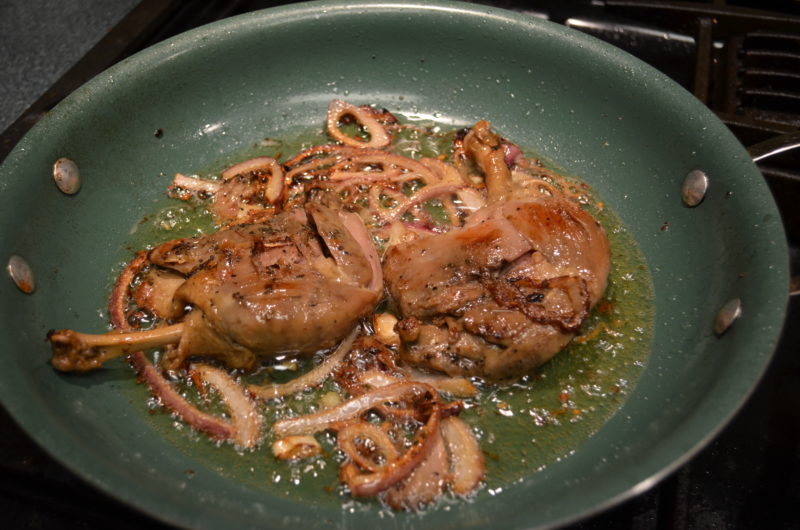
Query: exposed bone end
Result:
<box><xmin>48</xmin><ymin>329</ymin><xmax>118</xmax><ymax>372</ymax></box>
<box><xmin>463</xmin><ymin>120</ymin><xmax>514</xmax><ymax>204</ymax></box>
<box><xmin>47</xmin><ymin>324</ymin><xmax>185</xmax><ymax>372</ymax></box>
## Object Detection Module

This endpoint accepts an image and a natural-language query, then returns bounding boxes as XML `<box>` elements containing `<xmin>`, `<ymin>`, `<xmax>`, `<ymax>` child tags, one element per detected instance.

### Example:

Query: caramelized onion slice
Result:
<box><xmin>272</xmin><ymin>381</ymin><xmax>438</xmax><ymax>438</ymax></box>
<box><xmin>340</xmin><ymin>405</ymin><xmax>441</xmax><ymax>497</ymax></box>
<box><xmin>170</xmin><ymin>173</ymin><xmax>222</xmax><ymax>195</ymax></box>
<box><xmin>130</xmin><ymin>352</ymin><xmax>236</xmax><ymax>443</ymax></box>
<box><xmin>337</xmin><ymin>421</ymin><xmax>399</xmax><ymax>473</ymax></box>
<box><xmin>248</xmin><ymin>327</ymin><xmax>359</xmax><ymax>401</ymax></box>
<box><xmin>440</xmin><ymin>416</ymin><xmax>484</xmax><ymax>495</ymax></box>
<box><xmin>191</xmin><ymin>363</ymin><xmax>262</xmax><ymax>449</ymax></box>
<box><xmin>221</xmin><ymin>156</ymin><xmax>284</xmax><ymax>204</ymax></box>
<box><xmin>385</xmin><ymin>424</ymin><xmax>449</xmax><ymax>510</ymax></box>
<box><xmin>326</xmin><ymin>99</ymin><xmax>391</xmax><ymax>149</ymax></box>
<box><xmin>329</xmin><ymin>152</ymin><xmax>434</xmax><ymax>179</ymax></box>
<box><xmin>385</xmin><ymin>184</ymin><xmax>473</xmax><ymax>222</ymax></box>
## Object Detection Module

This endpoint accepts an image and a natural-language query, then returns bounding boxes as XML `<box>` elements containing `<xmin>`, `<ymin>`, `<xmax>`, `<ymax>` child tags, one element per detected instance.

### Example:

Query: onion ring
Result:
<box><xmin>326</xmin><ymin>99</ymin><xmax>391</xmax><ymax>149</ymax></box>
<box><xmin>385</xmin><ymin>184</ymin><xmax>473</xmax><ymax>222</ymax></box>
<box><xmin>337</xmin><ymin>421</ymin><xmax>399</xmax><ymax>473</ymax></box>
<box><xmin>221</xmin><ymin>156</ymin><xmax>284</xmax><ymax>204</ymax></box>
<box><xmin>340</xmin><ymin>404</ymin><xmax>441</xmax><ymax>497</ymax></box>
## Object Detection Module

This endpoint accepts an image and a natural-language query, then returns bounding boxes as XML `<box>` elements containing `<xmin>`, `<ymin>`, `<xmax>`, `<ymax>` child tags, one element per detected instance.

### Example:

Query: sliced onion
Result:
<box><xmin>454</xmin><ymin>188</ymin><xmax>487</xmax><ymax>214</ymax></box>
<box><xmin>108</xmin><ymin>252</ymin><xmax>149</xmax><ymax>330</ymax></box>
<box><xmin>337</xmin><ymin>421</ymin><xmax>399</xmax><ymax>472</ymax></box>
<box><xmin>502</xmin><ymin>142</ymin><xmax>524</xmax><ymax>167</ymax></box>
<box><xmin>272</xmin><ymin>381</ymin><xmax>438</xmax><ymax>438</ymax></box>
<box><xmin>340</xmin><ymin>405</ymin><xmax>441</xmax><ymax>497</ymax></box>
<box><xmin>385</xmin><ymin>184</ymin><xmax>472</xmax><ymax>222</ymax></box>
<box><xmin>330</xmin><ymin>152</ymin><xmax>434</xmax><ymax>178</ymax></box>
<box><xmin>326</xmin><ymin>100</ymin><xmax>391</xmax><ymax>149</ymax></box>
<box><xmin>170</xmin><ymin>173</ymin><xmax>222</xmax><ymax>195</ymax></box>
<box><xmin>221</xmin><ymin>156</ymin><xmax>284</xmax><ymax>204</ymax></box>
<box><xmin>190</xmin><ymin>363</ymin><xmax>262</xmax><ymax>449</ymax></box>
<box><xmin>221</xmin><ymin>156</ymin><xmax>277</xmax><ymax>181</ymax></box>
<box><xmin>385</xmin><ymin>425</ymin><xmax>449</xmax><ymax>510</ymax></box>
<box><xmin>284</xmin><ymin>155</ymin><xmax>341</xmax><ymax>183</ymax></box>
<box><xmin>329</xmin><ymin>168</ymin><xmax>405</xmax><ymax>185</ymax></box>
<box><xmin>130</xmin><ymin>352</ymin><xmax>235</xmax><ymax>442</ymax></box>
<box><xmin>440</xmin><ymin>416</ymin><xmax>484</xmax><ymax>495</ymax></box>
<box><xmin>248</xmin><ymin>327</ymin><xmax>358</xmax><ymax>400</ymax></box>
<box><xmin>282</xmin><ymin>144</ymin><xmax>364</xmax><ymax>168</ymax></box>
<box><xmin>418</xmin><ymin>157</ymin><xmax>467</xmax><ymax>185</ymax></box>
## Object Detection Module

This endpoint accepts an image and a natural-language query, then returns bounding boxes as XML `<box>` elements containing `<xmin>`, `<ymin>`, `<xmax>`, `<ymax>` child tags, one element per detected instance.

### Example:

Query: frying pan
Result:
<box><xmin>0</xmin><ymin>1</ymin><xmax>789</xmax><ymax>528</ymax></box>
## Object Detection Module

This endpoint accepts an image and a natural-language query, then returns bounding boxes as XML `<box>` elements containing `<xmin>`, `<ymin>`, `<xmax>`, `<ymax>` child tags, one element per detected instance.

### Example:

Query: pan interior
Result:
<box><xmin>0</xmin><ymin>1</ymin><xmax>787</xmax><ymax>528</ymax></box>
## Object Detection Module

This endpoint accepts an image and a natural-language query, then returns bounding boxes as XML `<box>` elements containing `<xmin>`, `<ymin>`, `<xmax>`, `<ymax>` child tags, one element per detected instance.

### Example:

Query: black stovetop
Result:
<box><xmin>2</xmin><ymin>1</ymin><xmax>798</xmax><ymax>528</ymax></box>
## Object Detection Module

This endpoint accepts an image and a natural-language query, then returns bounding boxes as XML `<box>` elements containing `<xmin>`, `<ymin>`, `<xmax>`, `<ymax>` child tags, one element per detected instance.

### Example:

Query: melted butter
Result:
<box><xmin>120</xmin><ymin>118</ymin><xmax>655</xmax><ymax>510</ymax></box>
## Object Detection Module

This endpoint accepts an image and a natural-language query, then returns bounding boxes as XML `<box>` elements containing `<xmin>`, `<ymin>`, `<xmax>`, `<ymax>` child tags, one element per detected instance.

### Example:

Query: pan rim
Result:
<box><xmin>0</xmin><ymin>1</ymin><xmax>789</xmax><ymax>528</ymax></box>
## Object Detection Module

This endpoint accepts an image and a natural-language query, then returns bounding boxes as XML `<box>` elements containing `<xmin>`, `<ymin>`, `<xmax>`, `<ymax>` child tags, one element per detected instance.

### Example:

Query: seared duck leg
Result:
<box><xmin>49</xmin><ymin>204</ymin><xmax>382</xmax><ymax>372</ymax></box>
<box><xmin>383</xmin><ymin>121</ymin><xmax>611</xmax><ymax>381</ymax></box>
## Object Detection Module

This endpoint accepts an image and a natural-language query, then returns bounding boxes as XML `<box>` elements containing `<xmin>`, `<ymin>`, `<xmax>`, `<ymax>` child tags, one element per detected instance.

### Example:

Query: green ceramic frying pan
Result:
<box><xmin>0</xmin><ymin>1</ymin><xmax>789</xmax><ymax>528</ymax></box>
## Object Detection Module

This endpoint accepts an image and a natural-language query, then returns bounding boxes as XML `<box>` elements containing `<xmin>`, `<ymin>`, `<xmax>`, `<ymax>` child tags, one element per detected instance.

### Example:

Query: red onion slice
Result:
<box><xmin>440</xmin><ymin>416</ymin><xmax>484</xmax><ymax>495</ymax></box>
<box><xmin>191</xmin><ymin>363</ymin><xmax>262</xmax><ymax>449</ymax></box>
<box><xmin>221</xmin><ymin>156</ymin><xmax>284</xmax><ymax>204</ymax></box>
<box><xmin>272</xmin><ymin>381</ymin><xmax>437</xmax><ymax>438</ymax></box>
<box><xmin>170</xmin><ymin>173</ymin><xmax>222</xmax><ymax>195</ymax></box>
<box><xmin>326</xmin><ymin>100</ymin><xmax>391</xmax><ymax>149</ymax></box>
<box><xmin>337</xmin><ymin>421</ymin><xmax>399</xmax><ymax>473</ymax></box>
<box><xmin>406</xmin><ymin>369</ymin><xmax>478</xmax><ymax>398</ymax></box>
<box><xmin>248</xmin><ymin>327</ymin><xmax>358</xmax><ymax>400</ymax></box>
<box><xmin>340</xmin><ymin>405</ymin><xmax>441</xmax><ymax>497</ymax></box>
<box><xmin>384</xmin><ymin>184</ymin><xmax>471</xmax><ymax>222</ymax></box>
<box><xmin>384</xmin><ymin>424</ymin><xmax>449</xmax><ymax>510</ymax></box>
<box><xmin>130</xmin><ymin>352</ymin><xmax>236</xmax><ymax>442</ymax></box>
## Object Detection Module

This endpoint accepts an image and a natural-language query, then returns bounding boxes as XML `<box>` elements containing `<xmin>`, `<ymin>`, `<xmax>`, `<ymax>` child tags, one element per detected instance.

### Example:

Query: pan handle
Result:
<box><xmin>748</xmin><ymin>131</ymin><xmax>800</xmax><ymax>163</ymax></box>
<box><xmin>747</xmin><ymin>132</ymin><xmax>800</xmax><ymax>297</ymax></box>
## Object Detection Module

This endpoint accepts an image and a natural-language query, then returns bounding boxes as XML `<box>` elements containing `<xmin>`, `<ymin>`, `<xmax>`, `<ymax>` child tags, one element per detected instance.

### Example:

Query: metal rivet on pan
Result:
<box><xmin>53</xmin><ymin>157</ymin><xmax>81</xmax><ymax>194</ymax></box>
<box><xmin>714</xmin><ymin>298</ymin><xmax>742</xmax><ymax>336</ymax></box>
<box><xmin>6</xmin><ymin>254</ymin><xmax>35</xmax><ymax>294</ymax></box>
<box><xmin>682</xmin><ymin>169</ymin><xmax>708</xmax><ymax>207</ymax></box>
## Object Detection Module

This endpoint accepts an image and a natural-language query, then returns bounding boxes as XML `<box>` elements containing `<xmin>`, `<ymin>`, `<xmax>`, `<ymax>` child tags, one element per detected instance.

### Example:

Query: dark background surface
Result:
<box><xmin>1</xmin><ymin>1</ymin><xmax>798</xmax><ymax>528</ymax></box>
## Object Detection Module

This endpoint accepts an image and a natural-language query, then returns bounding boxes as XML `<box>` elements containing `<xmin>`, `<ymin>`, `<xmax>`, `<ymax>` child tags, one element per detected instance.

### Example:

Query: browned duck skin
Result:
<box><xmin>49</xmin><ymin>204</ymin><xmax>382</xmax><ymax>372</ymax></box>
<box><xmin>383</xmin><ymin>121</ymin><xmax>610</xmax><ymax>381</ymax></box>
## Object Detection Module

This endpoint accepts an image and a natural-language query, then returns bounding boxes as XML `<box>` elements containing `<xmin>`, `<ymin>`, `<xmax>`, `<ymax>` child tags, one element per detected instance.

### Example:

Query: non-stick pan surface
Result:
<box><xmin>0</xmin><ymin>1</ymin><xmax>788</xmax><ymax>528</ymax></box>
